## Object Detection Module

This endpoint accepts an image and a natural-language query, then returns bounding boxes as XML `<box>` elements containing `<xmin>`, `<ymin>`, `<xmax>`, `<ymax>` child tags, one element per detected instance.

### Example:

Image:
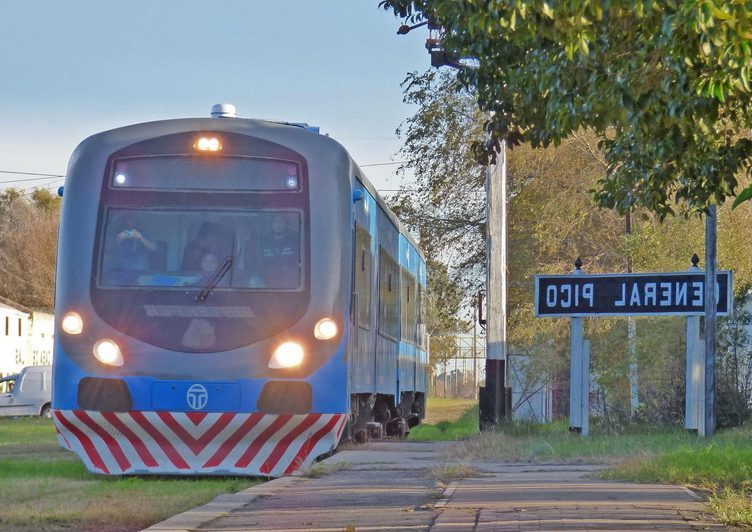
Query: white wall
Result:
<box><xmin>0</xmin><ymin>303</ymin><xmax>53</xmax><ymax>375</ymax></box>
<box><xmin>27</xmin><ymin>311</ymin><xmax>54</xmax><ymax>367</ymax></box>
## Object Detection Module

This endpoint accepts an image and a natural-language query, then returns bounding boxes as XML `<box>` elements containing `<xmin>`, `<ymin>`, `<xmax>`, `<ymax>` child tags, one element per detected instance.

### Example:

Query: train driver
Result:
<box><xmin>102</xmin><ymin>213</ymin><xmax>158</xmax><ymax>283</ymax></box>
<box><xmin>246</xmin><ymin>212</ymin><xmax>300</xmax><ymax>288</ymax></box>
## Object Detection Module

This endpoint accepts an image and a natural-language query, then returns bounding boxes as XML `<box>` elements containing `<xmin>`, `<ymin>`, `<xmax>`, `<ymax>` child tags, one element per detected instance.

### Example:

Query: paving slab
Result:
<box><xmin>145</xmin><ymin>441</ymin><xmax>727</xmax><ymax>531</ymax></box>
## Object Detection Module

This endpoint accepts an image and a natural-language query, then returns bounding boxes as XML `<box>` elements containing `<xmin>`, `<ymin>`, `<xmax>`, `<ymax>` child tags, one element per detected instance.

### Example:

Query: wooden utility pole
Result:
<box><xmin>685</xmin><ymin>254</ymin><xmax>704</xmax><ymax>433</ymax></box>
<box><xmin>480</xmin><ymin>141</ymin><xmax>508</xmax><ymax>429</ymax></box>
<box><xmin>626</xmin><ymin>211</ymin><xmax>639</xmax><ymax>415</ymax></box>
<box><xmin>703</xmin><ymin>205</ymin><xmax>717</xmax><ymax>437</ymax></box>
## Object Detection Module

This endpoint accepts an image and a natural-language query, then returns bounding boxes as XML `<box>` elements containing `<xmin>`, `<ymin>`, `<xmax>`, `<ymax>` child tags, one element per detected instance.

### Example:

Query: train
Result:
<box><xmin>52</xmin><ymin>104</ymin><xmax>428</xmax><ymax>476</ymax></box>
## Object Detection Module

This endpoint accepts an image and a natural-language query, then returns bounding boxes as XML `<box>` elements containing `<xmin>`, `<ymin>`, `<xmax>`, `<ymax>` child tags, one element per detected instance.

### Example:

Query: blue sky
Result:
<box><xmin>0</xmin><ymin>1</ymin><xmax>431</xmax><ymax>193</ymax></box>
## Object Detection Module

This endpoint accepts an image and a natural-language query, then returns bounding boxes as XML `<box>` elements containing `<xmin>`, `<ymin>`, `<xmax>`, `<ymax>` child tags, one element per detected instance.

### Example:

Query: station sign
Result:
<box><xmin>535</xmin><ymin>271</ymin><xmax>733</xmax><ymax>317</ymax></box>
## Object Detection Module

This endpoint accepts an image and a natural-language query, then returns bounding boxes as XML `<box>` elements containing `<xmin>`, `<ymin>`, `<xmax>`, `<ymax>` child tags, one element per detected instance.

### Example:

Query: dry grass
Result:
<box><xmin>429</xmin><ymin>462</ymin><xmax>481</xmax><ymax>483</ymax></box>
<box><xmin>708</xmin><ymin>489</ymin><xmax>752</xmax><ymax>527</ymax></box>
<box><xmin>423</xmin><ymin>397</ymin><xmax>477</xmax><ymax>425</ymax></box>
<box><xmin>298</xmin><ymin>461</ymin><xmax>353</xmax><ymax>478</ymax></box>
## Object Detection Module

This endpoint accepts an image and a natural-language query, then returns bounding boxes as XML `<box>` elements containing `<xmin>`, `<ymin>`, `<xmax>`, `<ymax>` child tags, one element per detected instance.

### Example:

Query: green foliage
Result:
<box><xmin>716</xmin><ymin>293</ymin><xmax>752</xmax><ymax>428</ymax></box>
<box><xmin>387</xmin><ymin>66</ymin><xmax>752</xmax><ymax>421</ymax></box>
<box><xmin>603</xmin><ymin>426</ymin><xmax>752</xmax><ymax>490</ymax></box>
<box><xmin>387</xmin><ymin>70</ymin><xmax>478</xmax><ymax>369</ymax></box>
<box><xmin>30</xmin><ymin>188</ymin><xmax>61</xmax><ymax>211</ymax></box>
<box><xmin>380</xmin><ymin>0</ymin><xmax>752</xmax><ymax>215</ymax></box>
<box><xmin>449</xmin><ymin>420</ymin><xmax>701</xmax><ymax>462</ymax></box>
<box><xmin>389</xmin><ymin>69</ymin><xmax>486</xmax><ymax>295</ymax></box>
<box><xmin>600</xmin><ymin>426</ymin><xmax>752</xmax><ymax>527</ymax></box>
<box><xmin>409</xmin><ymin>403</ymin><xmax>479</xmax><ymax>440</ymax></box>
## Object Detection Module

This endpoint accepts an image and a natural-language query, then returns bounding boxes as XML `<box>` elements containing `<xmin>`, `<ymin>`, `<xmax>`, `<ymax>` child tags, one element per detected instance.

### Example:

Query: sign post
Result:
<box><xmin>568</xmin><ymin>259</ymin><xmax>587</xmax><ymax>434</ymax></box>
<box><xmin>535</xmin><ymin>260</ymin><xmax>732</xmax><ymax>435</ymax></box>
<box><xmin>685</xmin><ymin>255</ymin><xmax>704</xmax><ymax>433</ymax></box>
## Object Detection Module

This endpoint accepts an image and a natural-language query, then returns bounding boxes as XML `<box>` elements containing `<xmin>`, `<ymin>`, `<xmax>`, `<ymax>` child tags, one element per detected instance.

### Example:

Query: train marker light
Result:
<box><xmin>93</xmin><ymin>339</ymin><xmax>124</xmax><ymax>366</ymax></box>
<box><xmin>195</xmin><ymin>137</ymin><xmax>222</xmax><ymax>152</ymax></box>
<box><xmin>269</xmin><ymin>341</ymin><xmax>304</xmax><ymax>369</ymax></box>
<box><xmin>114</xmin><ymin>173</ymin><xmax>127</xmax><ymax>186</ymax></box>
<box><xmin>314</xmin><ymin>318</ymin><xmax>337</xmax><ymax>340</ymax></box>
<box><xmin>61</xmin><ymin>312</ymin><xmax>84</xmax><ymax>335</ymax></box>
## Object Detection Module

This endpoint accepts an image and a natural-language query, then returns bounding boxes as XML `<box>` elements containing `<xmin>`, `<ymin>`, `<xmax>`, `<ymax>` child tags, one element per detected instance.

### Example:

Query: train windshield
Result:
<box><xmin>99</xmin><ymin>208</ymin><xmax>303</xmax><ymax>291</ymax></box>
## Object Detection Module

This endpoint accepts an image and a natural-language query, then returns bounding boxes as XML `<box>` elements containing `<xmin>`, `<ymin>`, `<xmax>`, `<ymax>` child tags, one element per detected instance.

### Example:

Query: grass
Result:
<box><xmin>429</xmin><ymin>462</ymin><xmax>481</xmax><ymax>483</ymax></box>
<box><xmin>0</xmin><ymin>417</ymin><xmax>260</xmax><ymax>532</ymax></box>
<box><xmin>408</xmin><ymin>398</ymin><xmax>480</xmax><ymax>441</ymax></box>
<box><xmin>600</xmin><ymin>426</ymin><xmax>752</xmax><ymax>528</ymax></box>
<box><xmin>446</xmin><ymin>419</ymin><xmax>715</xmax><ymax>464</ymax></box>
<box><xmin>422</xmin><ymin>397</ymin><xmax>478</xmax><ymax>425</ymax></box>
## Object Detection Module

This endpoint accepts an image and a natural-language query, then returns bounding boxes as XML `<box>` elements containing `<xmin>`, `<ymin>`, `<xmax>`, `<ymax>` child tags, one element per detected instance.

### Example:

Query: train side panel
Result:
<box><xmin>374</xmin><ymin>206</ymin><xmax>399</xmax><ymax>397</ymax></box>
<box><xmin>350</xmin><ymin>184</ymin><xmax>377</xmax><ymax>395</ymax></box>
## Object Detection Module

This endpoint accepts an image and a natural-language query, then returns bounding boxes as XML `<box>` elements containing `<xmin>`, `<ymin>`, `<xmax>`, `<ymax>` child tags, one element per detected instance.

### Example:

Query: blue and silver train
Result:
<box><xmin>52</xmin><ymin>105</ymin><xmax>428</xmax><ymax>476</ymax></box>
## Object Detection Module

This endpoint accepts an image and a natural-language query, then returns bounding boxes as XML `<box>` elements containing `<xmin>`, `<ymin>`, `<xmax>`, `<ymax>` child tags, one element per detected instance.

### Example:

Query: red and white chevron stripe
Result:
<box><xmin>53</xmin><ymin>410</ymin><xmax>348</xmax><ymax>477</ymax></box>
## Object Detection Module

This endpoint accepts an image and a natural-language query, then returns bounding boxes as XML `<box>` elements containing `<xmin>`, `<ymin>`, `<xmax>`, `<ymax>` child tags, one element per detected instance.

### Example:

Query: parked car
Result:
<box><xmin>0</xmin><ymin>365</ymin><xmax>52</xmax><ymax>418</ymax></box>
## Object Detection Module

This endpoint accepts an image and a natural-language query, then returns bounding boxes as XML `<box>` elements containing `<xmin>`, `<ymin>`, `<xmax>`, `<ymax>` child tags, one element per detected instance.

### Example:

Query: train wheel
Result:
<box><xmin>353</xmin><ymin>428</ymin><xmax>369</xmax><ymax>444</ymax></box>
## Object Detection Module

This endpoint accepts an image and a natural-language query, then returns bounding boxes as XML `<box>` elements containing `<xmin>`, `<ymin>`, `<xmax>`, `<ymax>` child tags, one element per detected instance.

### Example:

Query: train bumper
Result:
<box><xmin>53</xmin><ymin>409</ymin><xmax>347</xmax><ymax>477</ymax></box>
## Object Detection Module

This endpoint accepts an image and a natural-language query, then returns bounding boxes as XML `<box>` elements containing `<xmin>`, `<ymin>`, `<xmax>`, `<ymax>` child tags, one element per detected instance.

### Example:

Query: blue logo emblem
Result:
<box><xmin>186</xmin><ymin>384</ymin><xmax>209</xmax><ymax>410</ymax></box>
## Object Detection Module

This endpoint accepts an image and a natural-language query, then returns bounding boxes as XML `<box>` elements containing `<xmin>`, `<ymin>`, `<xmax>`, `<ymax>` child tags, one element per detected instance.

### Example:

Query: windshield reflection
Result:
<box><xmin>100</xmin><ymin>209</ymin><xmax>302</xmax><ymax>290</ymax></box>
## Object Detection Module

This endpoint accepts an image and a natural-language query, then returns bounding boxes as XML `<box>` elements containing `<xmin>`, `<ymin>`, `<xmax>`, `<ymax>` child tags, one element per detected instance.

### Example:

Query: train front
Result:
<box><xmin>53</xmin><ymin>113</ymin><xmax>352</xmax><ymax>476</ymax></box>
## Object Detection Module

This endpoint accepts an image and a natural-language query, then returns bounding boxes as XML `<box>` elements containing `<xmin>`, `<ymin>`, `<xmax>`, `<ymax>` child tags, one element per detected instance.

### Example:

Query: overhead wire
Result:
<box><xmin>0</xmin><ymin>161</ymin><xmax>414</xmax><ymax>194</ymax></box>
<box><xmin>0</xmin><ymin>170</ymin><xmax>65</xmax><ymax>179</ymax></box>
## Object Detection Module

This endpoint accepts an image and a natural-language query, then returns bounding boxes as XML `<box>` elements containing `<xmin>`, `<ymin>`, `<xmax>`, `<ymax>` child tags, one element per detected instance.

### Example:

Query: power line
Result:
<box><xmin>1</xmin><ymin>176</ymin><xmax>63</xmax><ymax>184</ymax></box>
<box><xmin>361</xmin><ymin>161</ymin><xmax>407</xmax><ymax>167</ymax></box>
<box><xmin>0</xmin><ymin>170</ymin><xmax>65</xmax><ymax>179</ymax></box>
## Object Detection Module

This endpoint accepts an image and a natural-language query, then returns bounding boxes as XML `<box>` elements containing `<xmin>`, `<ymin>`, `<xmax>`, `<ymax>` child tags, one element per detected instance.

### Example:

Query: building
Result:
<box><xmin>0</xmin><ymin>296</ymin><xmax>54</xmax><ymax>376</ymax></box>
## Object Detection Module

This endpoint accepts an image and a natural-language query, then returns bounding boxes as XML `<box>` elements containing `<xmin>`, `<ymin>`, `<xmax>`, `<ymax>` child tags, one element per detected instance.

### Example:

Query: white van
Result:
<box><xmin>0</xmin><ymin>365</ymin><xmax>53</xmax><ymax>418</ymax></box>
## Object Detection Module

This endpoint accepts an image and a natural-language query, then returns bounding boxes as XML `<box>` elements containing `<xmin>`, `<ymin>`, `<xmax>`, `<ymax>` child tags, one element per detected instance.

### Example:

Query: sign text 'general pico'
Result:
<box><xmin>535</xmin><ymin>271</ymin><xmax>732</xmax><ymax>317</ymax></box>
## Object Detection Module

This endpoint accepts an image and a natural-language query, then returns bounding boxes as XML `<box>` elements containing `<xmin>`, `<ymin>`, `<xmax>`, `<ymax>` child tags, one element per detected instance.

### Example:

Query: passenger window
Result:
<box><xmin>378</xmin><ymin>248</ymin><xmax>400</xmax><ymax>340</ymax></box>
<box><xmin>354</xmin><ymin>225</ymin><xmax>371</xmax><ymax>328</ymax></box>
<box><xmin>400</xmin><ymin>269</ymin><xmax>417</xmax><ymax>344</ymax></box>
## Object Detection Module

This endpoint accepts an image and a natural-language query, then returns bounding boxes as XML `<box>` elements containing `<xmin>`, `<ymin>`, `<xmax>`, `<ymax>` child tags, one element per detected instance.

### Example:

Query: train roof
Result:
<box><xmin>72</xmin><ymin>110</ymin><xmax>425</xmax><ymax>261</ymax></box>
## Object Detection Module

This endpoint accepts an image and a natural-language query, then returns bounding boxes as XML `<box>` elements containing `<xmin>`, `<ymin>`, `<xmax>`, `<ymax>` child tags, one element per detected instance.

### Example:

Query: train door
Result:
<box><xmin>348</xmin><ymin>186</ymin><xmax>380</xmax><ymax>439</ymax></box>
<box><xmin>350</xmin><ymin>222</ymin><xmax>374</xmax><ymax>393</ymax></box>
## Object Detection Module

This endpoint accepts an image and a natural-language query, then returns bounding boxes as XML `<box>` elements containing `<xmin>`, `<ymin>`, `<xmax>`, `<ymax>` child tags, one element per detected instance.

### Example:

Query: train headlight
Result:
<box><xmin>314</xmin><ymin>318</ymin><xmax>337</xmax><ymax>340</ymax></box>
<box><xmin>194</xmin><ymin>137</ymin><xmax>222</xmax><ymax>152</ymax></box>
<box><xmin>93</xmin><ymin>339</ymin><xmax>124</xmax><ymax>367</ymax></box>
<box><xmin>61</xmin><ymin>312</ymin><xmax>84</xmax><ymax>335</ymax></box>
<box><xmin>269</xmin><ymin>342</ymin><xmax>304</xmax><ymax>369</ymax></box>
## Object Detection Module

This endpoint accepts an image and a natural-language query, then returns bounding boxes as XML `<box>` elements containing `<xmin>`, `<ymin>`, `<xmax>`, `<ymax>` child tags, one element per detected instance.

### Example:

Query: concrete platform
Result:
<box><xmin>145</xmin><ymin>440</ymin><xmax>726</xmax><ymax>531</ymax></box>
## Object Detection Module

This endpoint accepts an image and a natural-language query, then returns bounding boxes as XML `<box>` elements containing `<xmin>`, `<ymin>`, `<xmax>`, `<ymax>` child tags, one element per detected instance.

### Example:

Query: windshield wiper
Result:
<box><xmin>195</xmin><ymin>255</ymin><xmax>233</xmax><ymax>303</ymax></box>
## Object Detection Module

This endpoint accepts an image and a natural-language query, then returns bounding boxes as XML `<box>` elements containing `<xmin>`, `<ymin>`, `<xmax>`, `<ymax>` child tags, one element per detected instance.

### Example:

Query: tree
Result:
<box><xmin>716</xmin><ymin>292</ymin><xmax>752</xmax><ymax>428</ymax></box>
<box><xmin>390</xmin><ymin>69</ymin><xmax>486</xmax><ymax>294</ymax></box>
<box><xmin>0</xmin><ymin>188</ymin><xmax>59</xmax><ymax>309</ymax></box>
<box><xmin>388</xmin><ymin>68</ymin><xmax>752</xmax><ymax>422</ymax></box>
<box><xmin>380</xmin><ymin>1</ymin><xmax>752</xmax><ymax>216</ymax></box>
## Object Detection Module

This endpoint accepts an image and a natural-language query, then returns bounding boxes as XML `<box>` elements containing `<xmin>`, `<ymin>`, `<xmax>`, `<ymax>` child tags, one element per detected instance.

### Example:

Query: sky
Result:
<box><xmin>0</xmin><ymin>1</ymin><xmax>432</xmax><ymax>194</ymax></box>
